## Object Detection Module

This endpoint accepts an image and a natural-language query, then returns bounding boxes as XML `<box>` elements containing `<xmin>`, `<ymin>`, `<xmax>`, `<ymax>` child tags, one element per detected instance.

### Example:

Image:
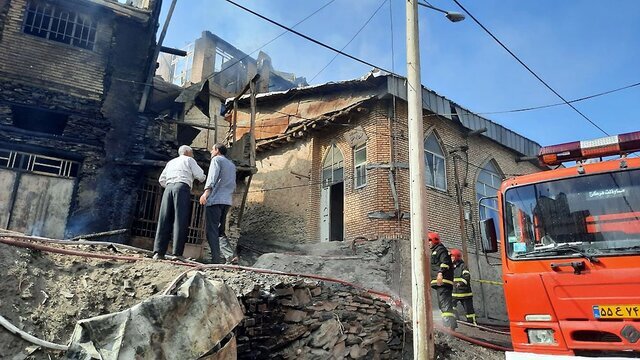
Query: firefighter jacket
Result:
<box><xmin>452</xmin><ymin>260</ymin><xmax>473</xmax><ymax>298</ymax></box>
<box><xmin>430</xmin><ymin>243</ymin><xmax>453</xmax><ymax>288</ymax></box>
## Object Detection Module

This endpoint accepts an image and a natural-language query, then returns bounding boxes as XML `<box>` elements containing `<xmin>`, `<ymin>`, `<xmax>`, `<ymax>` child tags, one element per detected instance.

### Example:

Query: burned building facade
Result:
<box><xmin>158</xmin><ymin>30</ymin><xmax>307</xmax><ymax>94</ymax></box>
<box><xmin>0</xmin><ymin>0</ymin><xmax>162</xmax><ymax>239</ymax></box>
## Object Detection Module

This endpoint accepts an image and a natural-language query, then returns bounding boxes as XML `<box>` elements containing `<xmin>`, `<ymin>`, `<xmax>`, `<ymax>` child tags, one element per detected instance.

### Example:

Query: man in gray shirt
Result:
<box><xmin>154</xmin><ymin>145</ymin><xmax>205</xmax><ymax>260</ymax></box>
<box><xmin>199</xmin><ymin>143</ymin><xmax>236</xmax><ymax>264</ymax></box>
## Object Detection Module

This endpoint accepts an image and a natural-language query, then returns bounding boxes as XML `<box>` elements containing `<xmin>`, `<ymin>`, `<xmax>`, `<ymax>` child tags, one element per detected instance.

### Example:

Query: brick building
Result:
<box><xmin>0</xmin><ymin>0</ymin><xmax>163</xmax><ymax>239</ymax></box>
<box><xmin>230</xmin><ymin>72</ymin><xmax>546</xmax><ymax>319</ymax></box>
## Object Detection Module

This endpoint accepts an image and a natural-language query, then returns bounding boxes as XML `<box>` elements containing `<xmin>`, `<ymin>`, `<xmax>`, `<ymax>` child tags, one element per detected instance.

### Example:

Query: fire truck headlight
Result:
<box><xmin>527</xmin><ymin>329</ymin><xmax>556</xmax><ymax>344</ymax></box>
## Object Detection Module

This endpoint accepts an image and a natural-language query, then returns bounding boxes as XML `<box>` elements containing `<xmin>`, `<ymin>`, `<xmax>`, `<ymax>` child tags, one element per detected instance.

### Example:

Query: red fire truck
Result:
<box><xmin>479</xmin><ymin>131</ymin><xmax>640</xmax><ymax>359</ymax></box>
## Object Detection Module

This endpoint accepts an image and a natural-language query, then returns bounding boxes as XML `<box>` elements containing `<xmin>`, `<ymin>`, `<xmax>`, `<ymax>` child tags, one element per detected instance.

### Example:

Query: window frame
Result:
<box><xmin>423</xmin><ymin>133</ymin><xmax>447</xmax><ymax>191</ymax></box>
<box><xmin>476</xmin><ymin>160</ymin><xmax>502</xmax><ymax>220</ymax></box>
<box><xmin>353</xmin><ymin>142</ymin><xmax>367</xmax><ymax>189</ymax></box>
<box><xmin>22</xmin><ymin>1</ymin><xmax>97</xmax><ymax>51</ymax></box>
<box><xmin>321</xmin><ymin>144</ymin><xmax>344</xmax><ymax>187</ymax></box>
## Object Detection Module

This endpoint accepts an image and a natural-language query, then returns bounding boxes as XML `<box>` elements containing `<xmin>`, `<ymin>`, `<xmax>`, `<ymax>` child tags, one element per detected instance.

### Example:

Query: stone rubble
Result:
<box><xmin>232</xmin><ymin>279</ymin><xmax>412</xmax><ymax>359</ymax></box>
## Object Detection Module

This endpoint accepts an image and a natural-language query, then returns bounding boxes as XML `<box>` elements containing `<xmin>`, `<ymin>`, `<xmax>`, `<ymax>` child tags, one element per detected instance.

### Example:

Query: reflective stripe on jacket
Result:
<box><xmin>452</xmin><ymin>260</ymin><xmax>472</xmax><ymax>298</ymax></box>
<box><xmin>430</xmin><ymin>243</ymin><xmax>453</xmax><ymax>288</ymax></box>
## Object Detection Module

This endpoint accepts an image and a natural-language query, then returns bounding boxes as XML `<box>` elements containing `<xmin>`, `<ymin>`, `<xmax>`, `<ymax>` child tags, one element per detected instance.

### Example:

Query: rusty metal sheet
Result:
<box><xmin>232</xmin><ymin>94</ymin><xmax>374</xmax><ymax>142</ymax></box>
<box><xmin>296</xmin><ymin>93</ymin><xmax>372</xmax><ymax>123</ymax></box>
<box><xmin>234</xmin><ymin>114</ymin><xmax>290</xmax><ymax>140</ymax></box>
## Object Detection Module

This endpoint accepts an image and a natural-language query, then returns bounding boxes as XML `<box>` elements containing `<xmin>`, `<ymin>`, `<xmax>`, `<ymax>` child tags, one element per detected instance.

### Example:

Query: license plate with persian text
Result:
<box><xmin>593</xmin><ymin>305</ymin><xmax>640</xmax><ymax>319</ymax></box>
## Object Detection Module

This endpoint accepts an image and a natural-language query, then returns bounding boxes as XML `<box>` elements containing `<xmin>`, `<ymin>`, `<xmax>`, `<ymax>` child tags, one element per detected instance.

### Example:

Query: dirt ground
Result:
<box><xmin>0</xmin><ymin>239</ymin><xmax>506</xmax><ymax>360</ymax></box>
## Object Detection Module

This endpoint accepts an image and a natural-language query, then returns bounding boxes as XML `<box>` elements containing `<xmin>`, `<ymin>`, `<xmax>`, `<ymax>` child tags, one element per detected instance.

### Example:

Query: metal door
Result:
<box><xmin>320</xmin><ymin>185</ymin><xmax>330</xmax><ymax>242</ymax></box>
<box><xmin>0</xmin><ymin>149</ymin><xmax>78</xmax><ymax>238</ymax></box>
<box><xmin>8</xmin><ymin>173</ymin><xmax>74</xmax><ymax>238</ymax></box>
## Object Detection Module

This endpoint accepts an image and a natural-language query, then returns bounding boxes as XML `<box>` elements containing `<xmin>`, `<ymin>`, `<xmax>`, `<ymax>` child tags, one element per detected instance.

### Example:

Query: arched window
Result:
<box><xmin>477</xmin><ymin>160</ymin><xmax>502</xmax><ymax>222</ymax></box>
<box><xmin>321</xmin><ymin>144</ymin><xmax>344</xmax><ymax>187</ymax></box>
<box><xmin>424</xmin><ymin>133</ymin><xmax>447</xmax><ymax>190</ymax></box>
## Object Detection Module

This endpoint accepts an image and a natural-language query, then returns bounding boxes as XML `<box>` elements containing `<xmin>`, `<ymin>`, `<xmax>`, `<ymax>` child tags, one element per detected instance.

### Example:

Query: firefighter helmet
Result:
<box><xmin>450</xmin><ymin>248</ymin><xmax>462</xmax><ymax>260</ymax></box>
<box><xmin>427</xmin><ymin>232</ymin><xmax>441</xmax><ymax>245</ymax></box>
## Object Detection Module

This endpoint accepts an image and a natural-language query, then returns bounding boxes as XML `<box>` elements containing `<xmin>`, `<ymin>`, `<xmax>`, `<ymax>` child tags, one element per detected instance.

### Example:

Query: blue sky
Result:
<box><xmin>159</xmin><ymin>0</ymin><xmax>640</xmax><ymax>147</ymax></box>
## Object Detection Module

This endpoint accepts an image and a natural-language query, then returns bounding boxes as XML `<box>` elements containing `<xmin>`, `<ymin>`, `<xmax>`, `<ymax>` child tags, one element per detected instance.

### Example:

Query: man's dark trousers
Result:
<box><xmin>205</xmin><ymin>204</ymin><xmax>227</xmax><ymax>264</ymax></box>
<box><xmin>153</xmin><ymin>182</ymin><xmax>191</xmax><ymax>257</ymax></box>
<box><xmin>436</xmin><ymin>285</ymin><xmax>457</xmax><ymax>329</ymax></box>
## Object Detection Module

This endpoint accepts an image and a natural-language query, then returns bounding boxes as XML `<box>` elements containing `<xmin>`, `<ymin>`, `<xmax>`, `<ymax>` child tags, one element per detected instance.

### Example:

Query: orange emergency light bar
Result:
<box><xmin>538</xmin><ymin>131</ymin><xmax>640</xmax><ymax>166</ymax></box>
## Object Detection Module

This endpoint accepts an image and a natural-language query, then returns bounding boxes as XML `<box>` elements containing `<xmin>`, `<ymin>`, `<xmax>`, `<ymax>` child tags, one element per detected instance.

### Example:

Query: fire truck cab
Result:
<box><xmin>480</xmin><ymin>131</ymin><xmax>640</xmax><ymax>359</ymax></box>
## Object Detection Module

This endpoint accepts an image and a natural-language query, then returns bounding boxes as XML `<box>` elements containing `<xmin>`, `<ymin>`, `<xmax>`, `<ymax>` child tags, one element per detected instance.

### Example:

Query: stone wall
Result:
<box><xmin>233</xmin><ymin>278</ymin><xmax>411</xmax><ymax>359</ymax></box>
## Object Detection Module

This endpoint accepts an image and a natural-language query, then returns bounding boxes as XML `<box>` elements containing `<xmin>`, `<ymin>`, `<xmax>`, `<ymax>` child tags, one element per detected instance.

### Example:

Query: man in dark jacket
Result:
<box><xmin>451</xmin><ymin>248</ymin><xmax>477</xmax><ymax>325</ymax></box>
<box><xmin>428</xmin><ymin>232</ymin><xmax>456</xmax><ymax>330</ymax></box>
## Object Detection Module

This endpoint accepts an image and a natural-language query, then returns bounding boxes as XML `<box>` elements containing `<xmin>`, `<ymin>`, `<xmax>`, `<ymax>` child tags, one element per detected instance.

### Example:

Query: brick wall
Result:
<box><xmin>242</xmin><ymin>96</ymin><xmax>542</xmax><ymax>320</ymax></box>
<box><xmin>0</xmin><ymin>0</ymin><xmax>112</xmax><ymax>99</ymax></box>
<box><xmin>244</xmin><ymin>98</ymin><xmax>540</xmax><ymax>247</ymax></box>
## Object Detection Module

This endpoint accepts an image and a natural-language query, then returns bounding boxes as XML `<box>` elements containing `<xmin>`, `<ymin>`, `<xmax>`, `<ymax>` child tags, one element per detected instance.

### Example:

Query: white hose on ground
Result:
<box><xmin>0</xmin><ymin>314</ymin><xmax>69</xmax><ymax>351</ymax></box>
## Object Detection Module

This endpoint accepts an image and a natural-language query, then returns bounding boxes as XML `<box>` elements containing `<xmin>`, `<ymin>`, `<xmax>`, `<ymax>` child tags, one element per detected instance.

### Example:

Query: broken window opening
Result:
<box><xmin>11</xmin><ymin>105</ymin><xmax>69</xmax><ymax>135</ymax></box>
<box><xmin>214</xmin><ymin>47</ymin><xmax>234</xmax><ymax>73</ymax></box>
<box><xmin>22</xmin><ymin>1</ymin><xmax>97</xmax><ymax>50</ymax></box>
<box><xmin>171</xmin><ymin>43</ymin><xmax>194</xmax><ymax>86</ymax></box>
<box><xmin>132</xmin><ymin>180</ymin><xmax>206</xmax><ymax>244</ymax></box>
<box><xmin>0</xmin><ymin>148</ymin><xmax>79</xmax><ymax>178</ymax></box>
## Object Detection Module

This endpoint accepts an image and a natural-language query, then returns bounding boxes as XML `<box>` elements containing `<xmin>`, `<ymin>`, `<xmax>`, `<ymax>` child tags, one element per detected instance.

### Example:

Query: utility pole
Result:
<box><xmin>406</xmin><ymin>0</ymin><xmax>434</xmax><ymax>358</ymax></box>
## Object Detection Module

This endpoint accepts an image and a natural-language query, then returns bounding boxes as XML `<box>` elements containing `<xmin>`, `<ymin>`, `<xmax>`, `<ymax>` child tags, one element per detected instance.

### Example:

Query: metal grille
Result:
<box><xmin>23</xmin><ymin>1</ymin><xmax>97</xmax><ymax>50</ymax></box>
<box><xmin>0</xmin><ymin>149</ymin><xmax>79</xmax><ymax>178</ymax></box>
<box><xmin>131</xmin><ymin>181</ymin><xmax>206</xmax><ymax>244</ymax></box>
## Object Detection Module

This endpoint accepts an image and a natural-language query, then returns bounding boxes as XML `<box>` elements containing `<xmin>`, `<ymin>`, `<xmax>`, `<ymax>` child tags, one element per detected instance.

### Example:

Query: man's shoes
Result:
<box><xmin>152</xmin><ymin>253</ymin><xmax>165</xmax><ymax>260</ymax></box>
<box><xmin>173</xmin><ymin>255</ymin><xmax>186</xmax><ymax>262</ymax></box>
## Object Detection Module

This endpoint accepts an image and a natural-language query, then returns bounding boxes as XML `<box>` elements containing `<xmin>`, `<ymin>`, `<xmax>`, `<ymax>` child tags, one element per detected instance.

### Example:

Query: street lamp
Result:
<box><xmin>418</xmin><ymin>2</ymin><xmax>466</xmax><ymax>22</ymax></box>
<box><xmin>406</xmin><ymin>1</ymin><xmax>464</xmax><ymax>359</ymax></box>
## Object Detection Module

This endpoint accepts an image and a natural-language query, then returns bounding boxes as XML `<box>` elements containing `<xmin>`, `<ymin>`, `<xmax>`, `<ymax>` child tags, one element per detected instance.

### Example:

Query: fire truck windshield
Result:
<box><xmin>504</xmin><ymin>169</ymin><xmax>640</xmax><ymax>260</ymax></box>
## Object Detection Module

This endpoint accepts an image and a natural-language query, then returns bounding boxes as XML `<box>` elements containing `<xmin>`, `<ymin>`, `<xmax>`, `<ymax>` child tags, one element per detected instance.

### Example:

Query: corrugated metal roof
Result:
<box><xmin>386</xmin><ymin>75</ymin><xmax>540</xmax><ymax>157</ymax></box>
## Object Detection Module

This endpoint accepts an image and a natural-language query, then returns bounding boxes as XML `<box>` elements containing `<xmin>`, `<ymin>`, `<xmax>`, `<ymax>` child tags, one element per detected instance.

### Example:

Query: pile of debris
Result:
<box><xmin>0</xmin><ymin>237</ymin><xmax>505</xmax><ymax>359</ymax></box>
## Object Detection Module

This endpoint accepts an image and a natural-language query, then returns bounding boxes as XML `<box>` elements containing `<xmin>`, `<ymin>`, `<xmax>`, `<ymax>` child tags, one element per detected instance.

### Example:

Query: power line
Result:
<box><xmin>451</xmin><ymin>0</ymin><xmax>610</xmax><ymax>136</ymax></box>
<box><xmin>261</xmin><ymin>109</ymin><xmax>528</xmax><ymax>177</ymax></box>
<box><xmin>309</xmin><ymin>0</ymin><xmax>389</xmax><ymax>83</ymax></box>
<box><xmin>224</xmin><ymin>0</ymin><xmax>395</xmax><ymax>75</ymax></box>
<box><xmin>246</xmin><ymin>147</ymin><xmax>523</xmax><ymax>193</ymax></box>
<box><xmin>112</xmin><ymin>2</ymin><xmax>336</xmax><ymax>88</ymax></box>
<box><xmin>477</xmin><ymin>80</ymin><xmax>640</xmax><ymax>115</ymax></box>
<box><xmin>209</xmin><ymin>0</ymin><xmax>336</xmax><ymax>83</ymax></box>
<box><xmin>478</xmin><ymin>80</ymin><xmax>640</xmax><ymax>115</ymax></box>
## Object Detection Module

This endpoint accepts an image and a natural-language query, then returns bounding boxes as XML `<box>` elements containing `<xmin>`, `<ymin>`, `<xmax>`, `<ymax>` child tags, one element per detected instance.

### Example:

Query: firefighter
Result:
<box><xmin>428</xmin><ymin>232</ymin><xmax>457</xmax><ymax>330</ymax></box>
<box><xmin>450</xmin><ymin>248</ymin><xmax>477</xmax><ymax>325</ymax></box>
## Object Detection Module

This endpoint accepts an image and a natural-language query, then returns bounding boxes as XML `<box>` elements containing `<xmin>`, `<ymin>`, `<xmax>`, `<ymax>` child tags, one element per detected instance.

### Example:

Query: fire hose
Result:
<box><xmin>435</xmin><ymin>324</ymin><xmax>513</xmax><ymax>352</ymax></box>
<box><xmin>0</xmin><ymin>236</ymin><xmax>511</xmax><ymax>353</ymax></box>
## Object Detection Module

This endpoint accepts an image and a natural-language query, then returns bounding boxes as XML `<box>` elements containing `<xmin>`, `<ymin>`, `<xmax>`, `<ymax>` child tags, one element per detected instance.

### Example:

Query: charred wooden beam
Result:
<box><xmin>160</xmin><ymin>46</ymin><xmax>187</xmax><ymax>56</ymax></box>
